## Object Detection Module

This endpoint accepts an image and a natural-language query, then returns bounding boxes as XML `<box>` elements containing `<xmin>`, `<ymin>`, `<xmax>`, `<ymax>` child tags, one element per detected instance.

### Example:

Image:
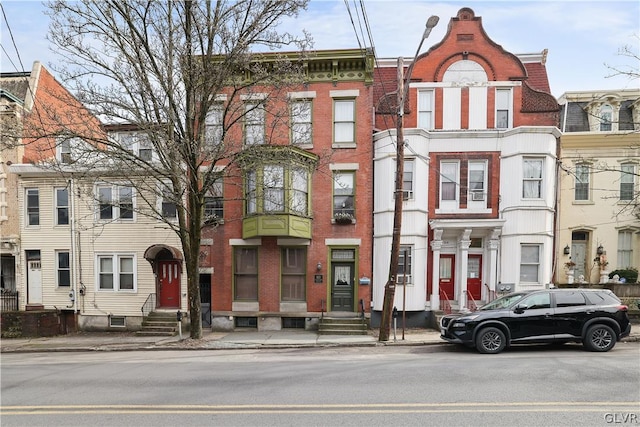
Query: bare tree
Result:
<box><xmin>37</xmin><ymin>0</ymin><xmax>311</xmax><ymax>338</ymax></box>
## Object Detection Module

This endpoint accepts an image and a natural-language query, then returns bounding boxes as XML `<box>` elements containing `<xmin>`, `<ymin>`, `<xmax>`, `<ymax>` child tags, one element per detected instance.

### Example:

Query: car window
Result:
<box><xmin>480</xmin><ymin>293</ymin><xmax>526</xmax><ymax>310</ymax></box>
<box><xmin>584</xmin><ymin>291</ymin><xmax>621</xmax><ymax>306</ymax></box>
<box><xmin>519</xmin><ymin>292</ymin><xmax>551</xmax><ymax>309</ymax></box>
<box><xmin>554</xmin><ymin>291</ymin><xmax>587</xmax><ymax>307</ymax></box>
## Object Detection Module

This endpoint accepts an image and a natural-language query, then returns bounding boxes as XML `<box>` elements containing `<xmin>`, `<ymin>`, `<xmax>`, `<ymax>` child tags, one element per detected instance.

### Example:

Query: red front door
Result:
<box><xmin>158</xmin><ymin>260</ymin><xmax>181</xmax><ymax>308</ymax></box>
<box><xmin>439</xmin><ymin>255</ymin><xmax>455</xmax><ymax>301</ymax></box>
<box><xmin>467</xmin><ymin>255</ymin><xmax>482</xmax><ymax>301</ymax></box>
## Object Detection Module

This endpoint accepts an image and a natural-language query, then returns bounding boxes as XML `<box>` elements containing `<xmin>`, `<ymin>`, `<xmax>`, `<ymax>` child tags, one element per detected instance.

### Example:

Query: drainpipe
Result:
<box><xmin>69</xmin><ymin>177</ymin><xmax>78</xmax><ymax>312</ymax></box>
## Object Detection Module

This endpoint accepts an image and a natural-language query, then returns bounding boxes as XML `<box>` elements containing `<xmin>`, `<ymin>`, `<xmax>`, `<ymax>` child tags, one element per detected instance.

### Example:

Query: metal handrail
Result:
<box><xmin>466</xmin><ymin>290</ymin><xmax>478</xmax><ymax>312</ymax></box>
<box><xmin>321</xmin><ymin>298</ymin><xmax>325</xmax><ymax>319</ymax></box>
<box><xmin>484</xmin><ymin>283</ymin><xmax>497</xmax><ymax>302</ymax></box>
<box><xmin>440</xmin><ymin>290</ymin><xmax>452</xmax><ymax>314</ymax></box>
<box><xmin>359</xmin><ymin>298</ymin><xmax>365</xmax><ymax>324</ymax></box>
<box><xmin>0</xmin><ymin>290</ymin><xmax>19</xmax><ymax>312</ymax></box>
<box><xmin>141</xmin><ymin>293</ymin><xmax>156</xmax><ymax>318</ymax></box>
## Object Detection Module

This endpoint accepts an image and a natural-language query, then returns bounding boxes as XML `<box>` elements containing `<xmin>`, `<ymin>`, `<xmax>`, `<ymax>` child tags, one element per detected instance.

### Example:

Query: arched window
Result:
<box><xmin>599</xmin><ymin>104</ymin><xmax>613</xmax><ymax>131</ymax></box>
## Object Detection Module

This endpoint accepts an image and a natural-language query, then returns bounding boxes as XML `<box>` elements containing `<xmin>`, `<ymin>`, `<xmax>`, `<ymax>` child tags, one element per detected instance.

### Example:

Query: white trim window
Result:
<box><xmin>333</xmin><ymin>171</ymin><xmax>355</xmax><ymax>217</ymax></box>
<box><xmin>417</xmin><ymin>90</ymin><xmax>434</xmax><ymax>130</ymax></box>
<box><xmin>244</xmin><ymin>102</ymin><xmax>265</xmax><ymax>145</ymax></box>
<box><xmin>575</xmin><ymin>164</ymin><xmax>590</xmax><ymax>201</ymax></box>
<box><xmin>290</xmin><ymin>167</ymin><xmax>308</xmax><ymax>215</ymax></box>
<box><xmin>523</xmin><ymin>158</ymin><xmax>543</xmax><ymax>199</ymax></box>
<box><xmin>617</xmin><ymin>230</ymin><xmax>633</xmax><ymax>269</ymax></box>
<box><xmin>599</xmin><ymin>104</ymin><xmax>613</xmax><ymax>131</ymax></box>
<box><xmin>291</xmin><ymin>99</ymin><xmax>312</xmax><ymax>146</ymax></box>
<box><xmin>96</xmin><ymin>185</ymin><xmax>135</xmax><ymax>221</ymax></box>
<box><xmin>57</xmin><ymin>138</ymin><xmax>72</xmax><ymax>164</ymax></box>
<box><xmin>620</xmin><ymin>163</ymin><xmax>635</xmax><ymax>201</ymax></box>
<box><xmin>468</xmin><ymin>160</ymin><xmax>487</xmax><ymax>203</ymax></box>
<box><xmin>333</xmin><ymin>99</ymin><xmax>355</xmax><ymax>144</ymax></box>
<box><xmin>398</xmin><ymin>245</ymin><xmax>413</xmax><ymax>285</ymax></box>
<box><xmin>26</xmin><ymin>188</ymin><xmax>39</xmax><ymax>226</ymax></box>
<box><xmin>55</xmin><ymin>187</ymin><xmax>69</xmax><ymax>225</ymax></box>
<box><xmin>403</xmin><ymin>159</ymin><xmax>414</xmax><ymax>200</ymax></box>
<box><xmin>159</xmin><ymin>181</ymin><xmax>178</xmax><ymax>220</ymax></box>
<box><xmin>440</xmin><ymin>161</ymin><xmax>459</xmax><ymax>206</ymax></box>
<box><xmin>56</xmin><ymin>250</ymin><xmax>71</xmax><ymax>287</ymax></box>
<box><xmin>97</xmin><ymin>254</ymin><xmax>136</xmax><ymax>291</ymax></box>
<box><xmin>520</xmin><ymin>244</ymin><xmax>540</xmax><ymax>283</ymax></box>
<box><xmin>495</xmin><ymin>88</ymin><xmax>512</xmax><ymax>129</ymax></box>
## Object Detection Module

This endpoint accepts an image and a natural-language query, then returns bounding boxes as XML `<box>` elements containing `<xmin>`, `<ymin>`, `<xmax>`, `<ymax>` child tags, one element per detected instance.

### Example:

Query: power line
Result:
<box><xmin>0</xmin><ymin>3</ymin><xmax>27</xmax><ymax>73</ymax></box>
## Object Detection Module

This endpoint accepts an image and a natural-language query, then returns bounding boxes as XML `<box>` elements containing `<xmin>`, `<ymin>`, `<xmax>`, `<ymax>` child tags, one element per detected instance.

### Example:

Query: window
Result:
<box><xmin>263</xmin><ymin>165</ymin><xmax>285</xmax><ymax>213</ymax></box>
<box><xmin>204</xmin><ymin>179</ymin><xmax>223</xmax><ymax>221</ymax></box>
<box><xmin>468</xmin><ymin>161</ymin><xmax>486</xmax><ymax>201</ymax></box>
<box><xmin>160</xmin><ymin>182</ymin><xmax>177</xmax><ymax>220</ymax></box>
<box><xmin>417</xmin><ymin>90</ymin><xmax>433</xmax><ymax>129</ymax></box>
<box><xmin>246</xmin><ymin>170</ymin><xmax>257</xmax><ymax>214</ymax></box>
<box><xmin>520</xmin><ymin>245</ymin><xmax>540</xmax><ymax>283</ymax></box>
<box><xmin>618</xmin><ymin>230</ymin><xmax>633</xmax><ymax>268</ymax></box>
<box><xmin>398</xmin><ymin>245</ymin><xmax>412</xmax><ymax>285</ymax></box>
<box><xmin>234</xmin><ymin>247</ymin><xmax>258</xmax><ymax>300</ymax></box>
<box><xmin>118</xmin><ymin>133</ymin><xmax>153</xmax><ymax>161</ymax></box>
<box><xmin>334</xmin><ymin>99</ymin><xmax>355</xmax><ymax>144</ymax></box>
<box><xmin>291</xmin><ymin>100</ymin><xmax>312</xmax><ymax>145</ymax></box>
<box><xmin>555</xmin><ymin>291</ymin><xmax>586</xmax><ymax>307</ymax></box>
<box><xmin>290</xmin><ymin>167</ymin><xmax>308</xmax><ymax>214</ymax></box>
<box><xmin>333</xmin><ymin>171</ymin><xmax>355</xmax><ymax>216</ymax></box>
<box><xmin>55</xmin><ymin>188</ymin><xmax>69</xmax><ymax>225</ymax></box>
<box><xmin>244</xmin><ymin>102</ymin><xmax>265</xmax><ymax>145</ymax></box>
<box><xmin>57</xmin><ymin>251</ymin><xmax>70</xmax><ymax>287</ymax></box>
<box><xmin>599</xmin><ymin>104</ymin><xmax>612</xmax><ymax>131</ymax></box>
<box><xmin>58</xmin><ymin>138</ymin><xmax>72</xmax><ymax>164</ymax></box>
<box><xmin>205</xmin><ymin>104</ymin><xmax>224</xmax><ymax>147</ymax></box>
<box><xmin>520</xmin><ymin>292</ymin><xmax>550</xmax><ymax>310</ymax></box>
<box><xmin>97</xmin><ymin>254</ymin><xmax>136</xmax><ymax>291</ymax></box>
<box><xmin>281</xmin><ymin>247</ymin><xmax>306</xmax><ymax>301</ymax></box>
<box><xmin>403</xmin><ymin>159</ymin><xmax>414</xmax><ymax>200</ymax></box>
<box><xmin>620</xmin><ymin>164</ymin><xmax>635</xmax><ymax>201</ymax></box>
<box><xmin>495</xmin><ymin>89</ymin><xmax>511</xmax><ymax>129</ymax></box>
<box><xmin>97</xmin><ymin>185</ymin><xmax>134</xmax><ymax>220</ymax></box>
<box><xmin>440</xmin><ymin>162</ymin><xmax>458</xmax><ymax>202</ymax></box>
<box><xmin>523</xmin><ymin>159</ymin><xmax>543</xmax><ymax>199</ymax></box>
<box><xmin>26</xmin><ymin>188</ymin><xmax>39</xmax><ymax>226</ymax></box>
<box><xmin>575</xmin><ymin>164</ymin><xmax>590</xmax><ymax>201</ymax></box>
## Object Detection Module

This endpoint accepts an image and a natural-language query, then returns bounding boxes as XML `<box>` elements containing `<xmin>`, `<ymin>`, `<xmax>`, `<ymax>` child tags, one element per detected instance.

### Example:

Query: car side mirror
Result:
<box><xmin>514</xmin><ymin>304</ymin><xmax>528</xmax><ymax>314</ymax></box>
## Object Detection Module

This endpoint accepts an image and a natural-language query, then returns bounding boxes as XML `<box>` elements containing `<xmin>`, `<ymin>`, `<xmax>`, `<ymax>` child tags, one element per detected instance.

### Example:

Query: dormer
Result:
<box><xmin>584</xmin><ymin>94</ymin><xmax>622</xmax><ymax>132</ymax></box>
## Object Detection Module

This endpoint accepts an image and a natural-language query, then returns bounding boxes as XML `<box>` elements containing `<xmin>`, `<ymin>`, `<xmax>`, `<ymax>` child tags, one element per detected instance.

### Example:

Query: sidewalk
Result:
<box><xmin>1</xmin><ymin>328</ymin><xmax>638</xmax><ymax>353</ymax></box>
<box><xmin>0</xmin><ymin>328</ymin><xmax>444</xmax><ymax>353</ymax></box>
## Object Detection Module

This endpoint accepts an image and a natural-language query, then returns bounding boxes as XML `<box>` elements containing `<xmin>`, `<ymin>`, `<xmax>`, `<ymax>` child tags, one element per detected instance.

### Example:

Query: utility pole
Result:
<box><xmin>379</xmin><ymin>16</ymin><xmax>439</xmax><ymax>342</ymax></box>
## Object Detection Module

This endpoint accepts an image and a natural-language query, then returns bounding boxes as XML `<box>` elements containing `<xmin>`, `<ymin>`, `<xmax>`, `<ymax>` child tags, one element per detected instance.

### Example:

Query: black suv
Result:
<box><xmin>440</xmin><ymin>288</ymin><xmax>631</xmax><ymax>354</ymax></box>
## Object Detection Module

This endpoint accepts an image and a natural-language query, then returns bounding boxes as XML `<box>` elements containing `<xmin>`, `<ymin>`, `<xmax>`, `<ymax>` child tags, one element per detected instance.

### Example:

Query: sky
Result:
<box><xmin>1</xmin><ymin>0</ymin><xmax>639</xmax><ymax>98</ymax></box>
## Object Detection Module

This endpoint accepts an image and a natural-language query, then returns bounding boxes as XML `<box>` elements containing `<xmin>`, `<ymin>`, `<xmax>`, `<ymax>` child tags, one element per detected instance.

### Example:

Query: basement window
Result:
<box><xmin>282</xmin><ymin>317</ymin><xmax>305</xmax><ymax>329</ymax></box>
<box><xmin>109</xmin><ymin>316</ymin><xmax>126</xmax><ymax>328</ymax></box>
<box><xmin>235</xmin><ymin>317</ymin><xmax>257</xmax><ymax>328</ymax></box>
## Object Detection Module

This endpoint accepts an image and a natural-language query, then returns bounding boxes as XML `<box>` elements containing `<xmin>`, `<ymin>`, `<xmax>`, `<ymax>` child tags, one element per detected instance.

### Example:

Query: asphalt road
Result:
<box><xmin>2</xmin><ymin>343</ymin><xmax>639</xmax><ymax>426</ymax></box>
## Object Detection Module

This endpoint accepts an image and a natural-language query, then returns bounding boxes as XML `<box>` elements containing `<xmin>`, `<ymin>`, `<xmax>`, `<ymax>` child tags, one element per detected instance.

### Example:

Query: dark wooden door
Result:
<box><xmin>331</xmin><ymin>263</ymin><xmax>354</xmax><ymax>311</ymax></box>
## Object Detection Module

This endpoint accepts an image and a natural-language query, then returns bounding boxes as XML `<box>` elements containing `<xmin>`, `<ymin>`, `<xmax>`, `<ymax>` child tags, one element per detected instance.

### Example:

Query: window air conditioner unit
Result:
<box><xmin>471</xmin><ymin>191</ymin><xmax>485</xmax><ymax>201</ymax></box>
<box><xmin>402</xmin><ymin>190</ymin><xmax>413</xmax><ymax>200</ymax></box>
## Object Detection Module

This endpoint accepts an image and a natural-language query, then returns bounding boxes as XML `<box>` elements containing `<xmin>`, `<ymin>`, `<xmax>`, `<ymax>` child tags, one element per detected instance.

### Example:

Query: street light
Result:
<box><xmin>379</xmin><ymin>15</ymin><xmax>439</xmax><ymax>342</ymax></box>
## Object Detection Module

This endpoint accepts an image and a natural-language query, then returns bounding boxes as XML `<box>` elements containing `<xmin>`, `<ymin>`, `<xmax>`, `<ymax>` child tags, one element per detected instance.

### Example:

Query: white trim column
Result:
<box><xmin>458</xmin><ymin>229</ymin><xmax>472</xmax><ymax>309</ymax></box>
<box><xmin>486</xmin><ymin>228</ymin><xmax>500</xmax><ymax>300</ymax></box>
<box><xmin>430</xmin><ymin>228</ymin><xmax>444</xmax><ymax>310</ymax></box>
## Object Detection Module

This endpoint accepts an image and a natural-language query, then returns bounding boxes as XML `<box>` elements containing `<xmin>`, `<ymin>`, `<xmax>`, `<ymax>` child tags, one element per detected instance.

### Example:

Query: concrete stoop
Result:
<box><xmin>318</xmin><ymin>315</ymin><xmax>369</xmax><ymax>335</ymax></box>
<box><xmin>136</xmin><ymin>311</ymin><xmax>178</xmax><ymax>337</ymax></box>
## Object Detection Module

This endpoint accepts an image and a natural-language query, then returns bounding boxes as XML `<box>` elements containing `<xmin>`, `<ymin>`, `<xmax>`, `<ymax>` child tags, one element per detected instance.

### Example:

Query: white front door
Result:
<box><xmin>28</xmin><ymin>260</ymin><xmax>42</xmax><ymax>305</ymax></box>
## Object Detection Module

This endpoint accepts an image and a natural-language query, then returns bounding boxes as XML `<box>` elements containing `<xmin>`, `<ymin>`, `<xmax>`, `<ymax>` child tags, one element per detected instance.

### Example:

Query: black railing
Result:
<box><xmin>141</xmin><ymin>293</ymin><xmax>156</xmax><ymax>318</ymax></box>
<box><xmin>321</xmin><ymin>298</ymin><xmax>326</xmax><ymax>319</ymax></box>
<box><xmin>0</xmin><ymin>290</ymin><xmax>19</xmax><ymax>312</ymax></box>
<box><xmin>359</xmin><ymin>298</ymin><xmax>365</xmax><ymax>323</ymax></box>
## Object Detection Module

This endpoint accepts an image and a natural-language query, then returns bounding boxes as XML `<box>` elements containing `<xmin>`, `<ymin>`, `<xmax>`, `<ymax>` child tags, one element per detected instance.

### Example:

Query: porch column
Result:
<box><xmin>430</xmin><ymin>229</ymin><xmax>443</xmax><ymax>310</ymax></box>
<box><xmin>458</xmin><ymin>229</ymin><xmax>472</xmax><ymax>309</ymax></box>
<box><xmin>486</xmin><ymin>228</ymin><xmax>500</xmax><ymax>300</ymax></box>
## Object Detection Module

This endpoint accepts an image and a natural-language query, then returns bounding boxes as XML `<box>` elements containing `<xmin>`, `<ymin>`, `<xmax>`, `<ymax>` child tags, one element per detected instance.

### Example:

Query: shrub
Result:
<box><xmin>609</xmin><ymin>268</ymin><xmax>639</xmax><ymax>283</ymax></box>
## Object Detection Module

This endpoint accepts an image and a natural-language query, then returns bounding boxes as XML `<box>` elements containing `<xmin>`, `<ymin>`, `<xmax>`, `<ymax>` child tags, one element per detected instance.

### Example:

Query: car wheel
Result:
<box><xmin>584</xmin><ymin>324</ymin><xmax>616</xmax><ymax>352</ymax></box>
<box><xmin>475</xmin><ymin>327</ymin><xmax>506</xmax><ymax>354</ymax></box>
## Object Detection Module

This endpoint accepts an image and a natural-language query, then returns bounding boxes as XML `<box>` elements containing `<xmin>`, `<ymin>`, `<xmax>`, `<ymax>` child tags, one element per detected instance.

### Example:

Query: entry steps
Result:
<box><xmin>318</xmin><ymin>314</ymin><xmax>369</xmax><ymax>335</ymax></box>
<box><xmin>136</xmin><ymin>311</ymin><xmax>178</xmax><ymax>337</ymax></box>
